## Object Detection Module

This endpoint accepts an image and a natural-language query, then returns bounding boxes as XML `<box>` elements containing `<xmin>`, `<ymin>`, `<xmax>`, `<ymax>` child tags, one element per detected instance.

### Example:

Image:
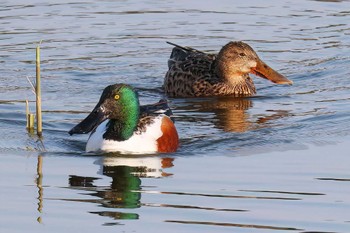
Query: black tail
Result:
<box><xmin>166</xmin><ymin>41</ymin><xmax>205</xmax><ymax>68</ymax></box>
<box><xmin>166</xmin><ymin>41</ymin><xmax>193</xmax><ymax>52</ymax></box>
<box><xmin>140</xmin><ymin>99</ymin><xmax>175</xmax><ymax>122</ymax></box>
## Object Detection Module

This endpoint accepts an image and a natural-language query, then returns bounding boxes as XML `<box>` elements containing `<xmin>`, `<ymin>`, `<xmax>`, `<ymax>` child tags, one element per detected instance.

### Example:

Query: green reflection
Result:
<box><xmin>68</xmin><ymin>156</ymin><xmax>174</xmax><ymax>222</ymax></box>
<box><xmin>103</xmin><ymin>165</ymin><xmax>142</xmax><ymax>209</ymax></box>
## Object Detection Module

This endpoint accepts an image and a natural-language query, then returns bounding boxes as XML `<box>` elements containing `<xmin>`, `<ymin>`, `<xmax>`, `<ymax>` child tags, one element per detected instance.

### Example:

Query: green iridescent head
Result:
<box><xmin>69</xmin><ymin>83</ymin><xmax>140</xmax><ymax>141</ymax></box>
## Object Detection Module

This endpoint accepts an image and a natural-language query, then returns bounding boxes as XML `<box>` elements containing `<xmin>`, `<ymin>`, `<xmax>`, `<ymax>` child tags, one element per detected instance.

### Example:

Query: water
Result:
<box><xmin>1</xmin><ymin>0</ymin><xmax>350</xmax><ymax>232</ymax></box>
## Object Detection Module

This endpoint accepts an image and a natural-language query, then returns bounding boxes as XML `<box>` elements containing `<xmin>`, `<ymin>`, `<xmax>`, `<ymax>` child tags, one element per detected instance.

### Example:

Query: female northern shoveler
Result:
<box><xmin>164</xmin><ymin>41</ymin><xmax>293</xmax><ymax>97</ymax></box>
<box><xmin>69</xmin><ymin>84</ymin><xmax>179</xmax><ymax>154</ymax></box>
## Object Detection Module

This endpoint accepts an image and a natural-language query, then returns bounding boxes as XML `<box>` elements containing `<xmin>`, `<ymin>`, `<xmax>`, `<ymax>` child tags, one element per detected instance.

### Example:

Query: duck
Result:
<box><xmin>68</xmin><ymin>83</ymin><xmax>179</xmax><ymax>154</ymax></box>
<box><xmin>164</xmin><ymin>41</ymin><xmax>292</xmax><ymax>97</ymax></box>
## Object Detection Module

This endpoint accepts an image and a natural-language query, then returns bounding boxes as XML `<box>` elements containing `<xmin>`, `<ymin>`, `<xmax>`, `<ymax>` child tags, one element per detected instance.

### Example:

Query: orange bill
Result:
<box><xmin>251</xmin><ymin>60</ymin><xmax>293</xmax><ymax>85</ymax></box>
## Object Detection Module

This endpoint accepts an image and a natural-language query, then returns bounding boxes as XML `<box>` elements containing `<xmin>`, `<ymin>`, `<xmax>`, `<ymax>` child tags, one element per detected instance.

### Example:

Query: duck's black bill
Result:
<box><xmin>68</xmin><ymin>106</ymin><xmax>107</xmax><ymax>135</ymax></box>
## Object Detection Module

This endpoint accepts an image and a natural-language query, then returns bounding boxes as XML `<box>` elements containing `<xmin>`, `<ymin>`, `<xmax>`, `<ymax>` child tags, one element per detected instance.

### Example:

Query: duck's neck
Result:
<box><xmin>214</xmin><ymin>62</ymin><xmax>256</xmax><ymax>96</ymax></box>
<box><xmin>214</xmin><ymin>57</ymin><xmax>242</xmax><ymax>83</ymax></box>
<box><xmin>104</xmin><ymin>105</ymin><xmax>140</xmax><ymax>141</ymax></box>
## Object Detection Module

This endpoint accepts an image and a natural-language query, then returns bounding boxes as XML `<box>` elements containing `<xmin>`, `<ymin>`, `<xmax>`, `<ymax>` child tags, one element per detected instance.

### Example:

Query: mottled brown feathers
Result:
<box><xmin>164</xmin><ymin>41</ymin><xmax>291</xmax><ymax>97</ymax></box>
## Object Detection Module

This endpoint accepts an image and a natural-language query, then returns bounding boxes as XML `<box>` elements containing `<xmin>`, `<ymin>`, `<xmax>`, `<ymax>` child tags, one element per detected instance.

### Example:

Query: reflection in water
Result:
<box><xmin>256</xmin><ymin>109</ymin><xmax>292</xmax><ymax>125</ymax></box>
<box><xmin>175</xmin><ymin>97</ymin><xmax>291</xmax><ymax>132</ymax></box>
<box><xmin>175</xmin><ymin>97</ymin><xmax>252</xmax><ymax>132</ymax></box>
<box><xmin>36</xmin><ymin>155</ymin><xmax>43</xmax><ymax>224</ymax></box>
<box><xmin>68</xmin><ymin>175</ymin><xmax>99</xmax><ymax>187</ymax></box>
<box><xmin>198</xmin><ymin>98</ymin><xmax>252</xmax><ymax>133</ymax></box>
<box><xmin>68</xmin><ymin>156</ymin><xmax>174</xmax><ymax>222</ymax></box>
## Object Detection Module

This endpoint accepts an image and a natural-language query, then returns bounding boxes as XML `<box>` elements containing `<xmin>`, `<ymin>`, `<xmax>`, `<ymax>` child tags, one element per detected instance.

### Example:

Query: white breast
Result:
<box><xmin>85</xmin><ymin>116</ymin><xmax>164</xmax><ymax>154</ymax></box>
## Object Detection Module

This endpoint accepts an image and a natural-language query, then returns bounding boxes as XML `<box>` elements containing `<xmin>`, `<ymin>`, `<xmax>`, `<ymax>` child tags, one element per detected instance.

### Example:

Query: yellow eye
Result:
<box><xmin>114</xmin><ymin>94</ymin><xmax>120</xmax><ymax>100</ymax></box>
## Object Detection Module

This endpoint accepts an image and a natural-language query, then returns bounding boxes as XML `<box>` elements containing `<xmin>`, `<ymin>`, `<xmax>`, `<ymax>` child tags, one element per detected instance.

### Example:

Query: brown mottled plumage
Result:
<box><xmin>164</xmin><ymin>41</ymin><xmax>292</xmax><ymax>97</ymax></box>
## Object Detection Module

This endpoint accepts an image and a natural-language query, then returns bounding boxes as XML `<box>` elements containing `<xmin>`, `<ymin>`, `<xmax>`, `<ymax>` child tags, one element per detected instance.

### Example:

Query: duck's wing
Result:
<box><xmin>139</xmin><ymin>99</ymin><xmax>173</xmax><ymax>119</ymax></box>
<box><xmin>165</xmin><ymin>42</ymin><xmax>218</xmax><ymax>97</ymax></box>
<box><xmin>166</xmin><ymin>41</ymin><xmax>207</xmax><ymax>68</ymax></box>
<box><xmin>136</xmin><ymin>99</ymin><xmax>175</xmax><ymax>134</ymax></box>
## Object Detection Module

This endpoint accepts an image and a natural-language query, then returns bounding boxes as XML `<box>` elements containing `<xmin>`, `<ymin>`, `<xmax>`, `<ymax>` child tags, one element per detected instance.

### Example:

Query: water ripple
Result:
<box><xmin>165</xmin><ymin>220</ymin><xmax>302</xmax><ymax>231</ymax></box>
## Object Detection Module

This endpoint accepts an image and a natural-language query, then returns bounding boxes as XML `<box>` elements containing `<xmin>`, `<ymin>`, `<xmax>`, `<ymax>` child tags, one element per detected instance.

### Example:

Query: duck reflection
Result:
<box><xmin>174</xmin><ymin>97</ymin><xmax>291</xmax><ymax>133</ymax></box>
<box><xmin>68</xmin><ymin>155</ymin><xmax>174</xmax><ymax>221</ymax></box>
<box><xmin>174</xmin><ymin>97</ymin><xmax>252</xmax><ymax>132</ymax></box>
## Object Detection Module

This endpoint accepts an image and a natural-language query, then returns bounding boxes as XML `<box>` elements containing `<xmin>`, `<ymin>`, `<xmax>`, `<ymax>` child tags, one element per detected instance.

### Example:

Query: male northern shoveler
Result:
<box><xmin>164</xmin><ymin>41</ymin><xmax>293</xmax><ymax>97</ymax></box>
<box><xmin>68</xmin><ymin>84</ymin><xmax>179</xmax><ymax>154</ymax></box>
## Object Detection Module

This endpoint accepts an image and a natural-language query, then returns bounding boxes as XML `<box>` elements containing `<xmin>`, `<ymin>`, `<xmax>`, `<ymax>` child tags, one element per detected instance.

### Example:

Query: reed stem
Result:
<box><xmin>26</xmin><ymin>99</ymin><xmax>35</xmax><ymax>130</ymax></box>
<box><xmin>26</xmin><ymin>99</ymin><xmax>30</xmax><ymax>128</ymax></box>
<box><xmin>36</xmin><ymin>44</ymin><xmax>42</xmax><ymax>137</ymax></box>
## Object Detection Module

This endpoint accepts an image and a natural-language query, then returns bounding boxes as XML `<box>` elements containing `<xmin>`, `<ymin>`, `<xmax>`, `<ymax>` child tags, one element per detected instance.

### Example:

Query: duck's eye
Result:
<box><xmin>114</xmin><ymin>94</ymin><xmax>120</xmax><ymax>100</ymax></box>
<box><xmin>239</xmin><ymin>53</ymin><xmax>246</xmax><ymax>57</ymax></box>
